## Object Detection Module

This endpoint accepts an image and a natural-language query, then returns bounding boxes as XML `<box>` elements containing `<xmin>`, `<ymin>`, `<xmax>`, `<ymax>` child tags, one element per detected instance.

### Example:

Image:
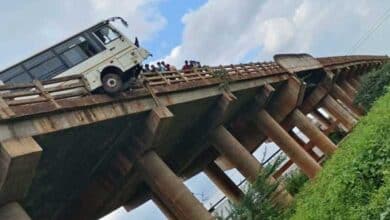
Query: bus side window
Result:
<box><xmin>1</xmin><ymin>65</ymin><xmax>27</xmax><ymax>83</ymax></box>
<box><xmin>1</xmin><ymin>65</ymin><xmax>32</xmax><ymax>83</ymax></box>
<box><xmin>55</xmin><ymin>36</ymin><xmax>100</xmax><ymax>68</ymax></box>
<box><xmin>94</xmin><ymin>26</ymin><xmax>120</xmax><ymax>44</ymax></box>
<box><xmin>9</xmin><ymin>72</ymin><xmax>34</xmax><ymax>83</ymax></box>
<box><xmin>29</xmin><ymin>57</ymin><xmax>67</xmax><ymax>80</ymax></box>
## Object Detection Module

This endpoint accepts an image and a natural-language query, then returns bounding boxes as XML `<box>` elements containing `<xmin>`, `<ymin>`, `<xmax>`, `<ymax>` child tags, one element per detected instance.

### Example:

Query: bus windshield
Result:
<box><xmin>94</xmin><ymin>26</ymin><xmax>120</xmax><ymax>44</ymax></box>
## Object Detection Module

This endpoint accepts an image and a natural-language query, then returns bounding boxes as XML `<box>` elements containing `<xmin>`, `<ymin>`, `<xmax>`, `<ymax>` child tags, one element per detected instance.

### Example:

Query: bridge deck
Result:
<box><xmin>0</xmin><ymin>55</ymin><xmax>387</xmax><ymax>220</ymax></box>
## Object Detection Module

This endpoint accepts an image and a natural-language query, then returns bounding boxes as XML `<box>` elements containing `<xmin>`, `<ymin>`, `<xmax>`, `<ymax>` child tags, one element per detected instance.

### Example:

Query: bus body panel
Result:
<box><xmin>0</xmin><ymin>19</ymin><xmax>151</xmax><ymax>93</ymax></box>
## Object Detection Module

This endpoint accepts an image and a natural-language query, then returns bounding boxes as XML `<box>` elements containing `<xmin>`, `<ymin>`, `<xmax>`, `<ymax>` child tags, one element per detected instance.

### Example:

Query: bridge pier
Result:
<box><xmin>310</xmin><ymin>110</ymin><xmax>332</xmax><ymax>129</ymax></box>
<box><xmin>287</xmin><ymin>109</ymin><xmax>337</xmax><ymax>155</ymax></box>
<box><xmin>0</xmin><ymin>137</ymin><xmax>42</xmax><ymax>204</ymax></box>
<box><xmin>0</xmin><ymin>202</ymin><xmax>31</xmax><ymax>220</ymax></box>
<box><xmin>204</xmin><ymin>162</ymin><xmax>243</xmax><ymax>204</ymax></box>
<box><xmin>151</xmin><ymin>193</ymin><xmax>177</xmax><ymax>220</ymax></box>
<box><xmin>348</xmin><ymin>76</ymin><xmax>361</xmax><ymax>91</ymax></box>
<box><xmin>209</xmin><ymin>126</ymin><xmax>261</xmax><ymax>182</ymax></box>
<box><xmin>320</xmin><ymin>95</ymin><xmax>357</xmax><ymax>131</ymax></box>
<box><xmin>256</xmin><ymin>110</ymin><xmax>322</xmax><ymax>179</ymax></box>
<box><xmin>136</xmin><ymin>150</ymin><xmax>213</xmax><ymax>220</ymax></box>
<box><xmin>273</xmin><ymin>130</ymin><xmax>322</xmax><ymax>179</ymax></box>
<box><xmin>338</xmin><ymin>80</ymin><xmax>358</xmax><ymax>99</ymax></box>
<box><xmin>209</xmin><ymin>126</ymin><xmax>293</xmax><ymax>206</ymax></box>
<box><xmin>331</xmin><ymin>84</ymin><xmax>365</xmax><ymax>116</ymax></box>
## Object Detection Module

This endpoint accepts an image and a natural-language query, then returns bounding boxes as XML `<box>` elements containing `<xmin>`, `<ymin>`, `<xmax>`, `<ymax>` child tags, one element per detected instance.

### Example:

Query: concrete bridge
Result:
<box><xmin>0</xmin><ymin>54</ymin><xmax>387</xmax><ymax>220</ymax></box>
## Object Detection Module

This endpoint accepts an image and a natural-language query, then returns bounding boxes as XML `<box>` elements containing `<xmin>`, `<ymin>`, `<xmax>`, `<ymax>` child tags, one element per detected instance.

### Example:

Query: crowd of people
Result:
<box><xmin>142</xmin><ymin>60</ymin><xmax>202</xmax><ymax>74</ymax></box>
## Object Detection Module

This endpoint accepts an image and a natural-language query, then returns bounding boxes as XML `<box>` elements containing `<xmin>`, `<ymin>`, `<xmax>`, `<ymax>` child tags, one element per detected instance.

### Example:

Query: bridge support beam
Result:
<box><xmin>287</xmin><ymin>109</ymin><xmax>337</xmax><ymax>155</ymax></box>
<box><xmin>348</xmin><ymin>77</ymin><xmax>361</xmax><ymax>91</ymax></box>
<box><xmin>256</xmin><ymin>110</ymin><xmax>322</xmax><ymax>179</ymax></box>
<box><xmin>0</xmin><ymin>202</ymin><xmax>31</xmax><ymax>220</ymax></box>
<box><xmin>210</xmin><ymin>126</ymin><xmax>261</xmax><ymax>182</ymax></box>
<box><xmin>338</xmin><ymin>80</ymin><xmax>358</xmax><ymax>99</ymax></box>
<box><xmin>320</xmin><ymin>95</ymin><xmax>357</xmax><ymax>131</ymax></box>
<box><xmin>331</xmin><ymin>84</ymin><xmax>365</xmax><ymax>116</ymax></box>
<box><xmin>0</xmin><ymin>137</ymin><xmax>42</xmax><ymax>204</ymax></box>
<box><xmin>310</xmin><ymin>110</ymin><xmax>332</xmax><ymax>129</ymax></box>
<box><xmin>209</xmin><ymin>126</ymin><xmax>293</xmax><ymax>206</ymax></box>
<box><xmin>204</xmin><ymin>162</ymin><xmax>244</xmax><ymax>204</ymax></box>
<box><xmin>137</xmin><ymin>150</ymin><xmax>213</xmax><ymax>220</ymax></box>
<box><xmin>151</xmin><ymin>193</ymin><xmax>177</xmax><ymax>220</ymax></box>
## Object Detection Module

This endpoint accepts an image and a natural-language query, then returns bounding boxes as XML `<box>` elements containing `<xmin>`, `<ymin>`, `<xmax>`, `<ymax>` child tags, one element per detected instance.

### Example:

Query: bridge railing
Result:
<box><xmin>0</xmin><ymin>75</ymin><xmax>89</xmax><ymax>118</ymax></box>
<box><xmin>141</xmin><ymin>62</ymin><xmax>283</xmax><ymax>86</ymax></box>
<box><xmin>0</xmin><ymin>55</ymin><xmax>385</xmax><ymax>119</ymax></box>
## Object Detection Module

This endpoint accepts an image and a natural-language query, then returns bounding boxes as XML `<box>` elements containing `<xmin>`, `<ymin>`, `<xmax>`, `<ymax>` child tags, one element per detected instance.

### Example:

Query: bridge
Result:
<box><xmin>0</xmin><ymin>54</ymin><xmax>387</xmax><ymax>220</ymax></box>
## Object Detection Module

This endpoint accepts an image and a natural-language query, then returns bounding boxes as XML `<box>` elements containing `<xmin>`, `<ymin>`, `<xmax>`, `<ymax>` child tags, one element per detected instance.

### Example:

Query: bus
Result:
<box><xmin>0</xmin><ymin>17</ymin><xmax>151</xmax><ymax>94</ymax></box>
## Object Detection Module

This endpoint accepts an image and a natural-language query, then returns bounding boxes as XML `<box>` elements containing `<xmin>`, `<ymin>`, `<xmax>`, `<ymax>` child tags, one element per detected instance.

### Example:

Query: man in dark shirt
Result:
<box><xmin>182</xmin><ymin>60</ymin><xmax>192</xmax><ymax>73</ymax></box>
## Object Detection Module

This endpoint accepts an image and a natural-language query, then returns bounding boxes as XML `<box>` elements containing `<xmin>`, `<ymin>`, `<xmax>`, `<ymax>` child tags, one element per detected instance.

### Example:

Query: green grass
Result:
<box><xmin>291</xmin><ymin>89</ymin><xmax>390</xmax><ymax>220</ymax></box>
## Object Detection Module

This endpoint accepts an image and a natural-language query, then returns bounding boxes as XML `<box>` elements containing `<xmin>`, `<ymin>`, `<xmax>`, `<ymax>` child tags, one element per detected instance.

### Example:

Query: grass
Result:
<box><xmin>291</xmin><ymin>89</ymin><xmax>390</xmax><ymax>220</ymax></box>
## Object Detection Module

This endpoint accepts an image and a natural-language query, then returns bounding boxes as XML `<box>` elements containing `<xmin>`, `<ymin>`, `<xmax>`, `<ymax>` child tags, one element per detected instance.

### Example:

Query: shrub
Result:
<box><xmin>292</xmin><ymin>90</ymin><xmax>390</xmax><ymax>220</ymax></box>
<box><xmin>283</xmin><ymin>170</ymin><xmax>308</xmax><ymax>196</ymax></box>
<box><xmin>354</xmin><ymin>63</ymin><xmax>390</xmax><ymax>110</ymax></box>
<box><xmin>220</xmin><ymin>158</ymin><xmax>285</xmax><ymax>220</ymax></box>
<box><xmin>328</xmin><ymin>130</ymin><xmax>347</xmax><ymax>144</ymax></box>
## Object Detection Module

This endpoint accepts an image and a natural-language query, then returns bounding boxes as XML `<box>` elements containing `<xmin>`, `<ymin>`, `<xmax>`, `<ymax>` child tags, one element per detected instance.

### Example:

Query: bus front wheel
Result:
<box><xmin>102</xmin><ymin>73</ymin><xmax>123</xmax><ymax>94</ymax></box>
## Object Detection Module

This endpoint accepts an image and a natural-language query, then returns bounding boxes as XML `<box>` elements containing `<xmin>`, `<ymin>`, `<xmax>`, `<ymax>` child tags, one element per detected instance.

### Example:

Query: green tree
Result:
<box><xmin>220</xmin><ymin>157</ymin><xmax>286</xmax><ymax>220</ymax></box>
<box><xmin>354</xmin><ymin>63</ymin><xmax>390</xmax><ymax>110</ymax></box>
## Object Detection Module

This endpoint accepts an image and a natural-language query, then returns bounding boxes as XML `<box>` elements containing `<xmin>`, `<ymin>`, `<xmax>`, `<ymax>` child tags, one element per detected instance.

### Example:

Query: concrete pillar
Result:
<box><xmin>321</xmin><ymin>95</ymin><xmax>357</xmax><ymax>131</ymax></box>
<box><xmin>0</xmin><ymin>202</ymin><xmax>31</xmax><ymax>220</ymax></box>
<box><xmin>136</xmin><ymin>150</ymin><xmax>213</xmax><ymax>220</ymax></box>
<box><xmin>349</xmin><ymin>77</ymin><xmax>361</xmax><ymax>90</ymax></box>
<box><xmin>209</xmin><ymin>126</ymin><xmax>260</xmax><ymax>182</ymax></box>
<box><xmin>338</xmin><ymin>80</ymin><xmax>358</xmax><ymax>99</ymax></box>
<box><xmin>289</xmin><ymin>110</ymin><xmax>337</xmax><ymax>155</ymax></box>
<box><xmin>331</xmin><ymin>84</ymin><xmax>365</xmax><ymax>116</ymax></box>
<box><xmin>209</xmin><ymin>126</ymin><xmax>293</xmax><ymax>206</ymax></box>
<box><xmin>312</xmin><ymin>109</ymin><xmax>344</xmax><ymax>134</ymax></box>
<box><xmin>273</xmin><ymin>131</ymin><xmax>323</xmax><ymax>179</ymax></box>
<box><xmin>151</xmin><ymin>193</ymin><xmax>177</xmax><ymax>220</ymax></box>
<box><xmin>204</xmin><ymin>162</ymin><xmax>244</xmax><ymax>204</ymax></box>
<box><xmin>0</xmin><ymin>137</ymin><xmax>42</xmax><ymax>203</ymax></box>
<box><xmin>256</xmin><ymin>110</ymin><xmax>322</xmax><ymax>179</ymax></box>
<box><xmin>289</xmin><ymin>131</ymin><xmax>321</xmax><ymax>161</ymax></box>
<box><xmin>310</xmin><ymin>110</ymin><xmax>331</xmax><ymax>129</ymax></box>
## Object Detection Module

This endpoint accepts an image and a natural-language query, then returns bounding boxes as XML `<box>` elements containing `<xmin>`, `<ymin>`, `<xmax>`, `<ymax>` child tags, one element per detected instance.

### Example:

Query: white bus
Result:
<box><xmin>0</xmin><ymin>17</ymin><xmax>151</xmax><ymax>94</ymax></box>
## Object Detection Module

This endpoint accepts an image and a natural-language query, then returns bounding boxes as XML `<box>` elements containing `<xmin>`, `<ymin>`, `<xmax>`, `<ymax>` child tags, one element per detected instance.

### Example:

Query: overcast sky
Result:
<box><xmin>2</xmin><ymin>0</ymin><xmax>390</xmax><ymax>219</ymax></box>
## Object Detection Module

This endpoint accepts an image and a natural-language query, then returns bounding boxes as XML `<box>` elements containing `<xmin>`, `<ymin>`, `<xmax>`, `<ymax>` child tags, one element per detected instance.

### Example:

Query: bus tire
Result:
<box><xmin>102</xmin><ymin>73</ymin><xmax>123</xmax><ymax>94</ymax></box>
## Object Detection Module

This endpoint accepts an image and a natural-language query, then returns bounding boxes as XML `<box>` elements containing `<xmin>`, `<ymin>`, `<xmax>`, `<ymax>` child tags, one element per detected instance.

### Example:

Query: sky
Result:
<box><xmin>1</xmin><ymin>0</ymin><xmax>390</xmax><ymax>219</ymax></box>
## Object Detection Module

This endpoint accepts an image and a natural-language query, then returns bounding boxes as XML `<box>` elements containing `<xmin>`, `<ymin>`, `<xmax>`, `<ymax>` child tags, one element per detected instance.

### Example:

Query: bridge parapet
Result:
<box><xmin>0</xmin><ymin>55</ymin><xmax>386</xmax><ymax>122</ymax></box>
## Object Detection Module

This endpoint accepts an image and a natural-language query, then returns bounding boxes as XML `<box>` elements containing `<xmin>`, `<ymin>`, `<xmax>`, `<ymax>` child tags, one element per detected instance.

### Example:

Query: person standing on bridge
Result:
<box><xmin>150</xmin><ymin>64</ymin><xmax>157</xmax><ymax>72</ymax></box>
<box><xmin>161</xmin><ymin>61</ymin><xmax>169</xmax><ymax>71</ymax></box>
<box><xmin>157</xmin><ymin>62</ymin><xmax>164</xmax><ymax>72</ymax></box>
<box><xmin>143</xmin><ymin>64</ymin><xmax>151</xmax><ymax>73</ymax></box>
<box><xmin>182</xmin><ymin>60</ymin><xmax>192</xmax><ymax>74</ymax></box>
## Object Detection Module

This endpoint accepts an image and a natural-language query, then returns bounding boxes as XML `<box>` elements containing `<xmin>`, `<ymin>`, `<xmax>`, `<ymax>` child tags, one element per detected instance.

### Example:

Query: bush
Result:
<box><xmin>283</xmin><ymin>170</ymin><xmax>308</xmax><ymax>196</ymax></box>
<box><xmin>354</xmin><ymin>63</ymin><xmax>390</xmax><ymax>110</ymax></box>
<box><xmin>220</xmin><ymin>158</ymin><xmax>285</xmax><ymax>220</ymax></box>
<box><xmin>328</xmin><ymin>130</ymin><xmax>347</xmax><ymax>144</ymax></box>
<box><xmin>292</xmin><ymin>90</ymin><xmax>390</xmax><ymax>220</ymax></box>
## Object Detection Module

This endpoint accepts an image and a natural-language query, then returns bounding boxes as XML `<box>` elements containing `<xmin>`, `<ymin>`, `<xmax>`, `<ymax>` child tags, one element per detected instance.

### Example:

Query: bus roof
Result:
<box><xmin>0</xmin><ymin>17</ymin><xmax>125</xmax><ymax>74</ymax></box>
